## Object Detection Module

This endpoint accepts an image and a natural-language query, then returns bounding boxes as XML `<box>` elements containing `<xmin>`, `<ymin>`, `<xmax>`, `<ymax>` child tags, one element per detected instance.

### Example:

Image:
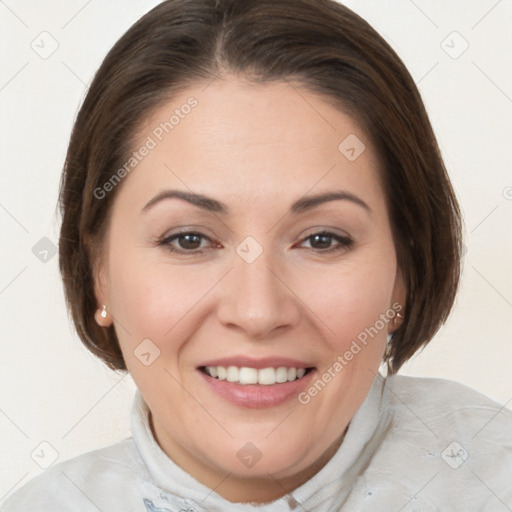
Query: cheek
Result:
<box><xmin>107</xmin><ymin>249</ymin><xmax>210</xmax><ymax>344</ymax></box>
<box><xmin>309</xmin><ymin>259</ymin><xmax>396</xmax><ymax>330</ymax></box>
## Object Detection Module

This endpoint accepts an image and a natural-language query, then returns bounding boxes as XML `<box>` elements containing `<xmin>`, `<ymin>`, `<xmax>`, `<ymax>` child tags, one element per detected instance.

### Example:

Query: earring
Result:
<box><xmin>384</xmin><ymin>340</ymin><xmax>393</xmax><ymax>359</ymax></box>
<box><xmin>394</xmin><ymin>312</ymin><xmax>404</xmax><ymax>325</ymax></box>
<box><xmin>95</xmin><ymin>305</ymin><xmax>112</xmax><ymax>327</ymax></box>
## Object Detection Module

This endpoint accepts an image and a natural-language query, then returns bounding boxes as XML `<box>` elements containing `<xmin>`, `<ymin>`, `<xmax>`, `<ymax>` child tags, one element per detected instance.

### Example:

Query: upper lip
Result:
<box><xmin>198</xmin><ymin>356</ymin><xmax>314</xmax><ymax>370</ymax></box>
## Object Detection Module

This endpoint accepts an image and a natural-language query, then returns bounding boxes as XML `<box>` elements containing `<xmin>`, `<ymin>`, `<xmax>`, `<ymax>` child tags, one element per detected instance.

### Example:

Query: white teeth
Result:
<box><xmin>226</xmin><ymin>366</ymin><xmax>239</xmax><ymax>382</ymax></box>
<box><xmin>239</xmin><ymin>367</ymin><xmax>258</xmax><ymax>385</ymax></box>
<box><xmin>203</xmin><ymin>365</ymin><xmax>310</xmax><ymax>385</ymax></box>
<box><xmin>258</xmin><ymin>367</ymin><xmax>276</xmax><ymax>385</ymax></box>
<box><xmin>275</xmin><ymin>367</ymin><xmax>288</xmax><ymax>383</ymax></box>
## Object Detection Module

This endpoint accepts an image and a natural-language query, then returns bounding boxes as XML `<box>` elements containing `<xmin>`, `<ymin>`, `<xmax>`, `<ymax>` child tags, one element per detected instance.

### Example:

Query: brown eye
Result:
<box><xmin>159</xmin><ymin>231</ymin><xmax>213</xmax><ymax>254</ymax></box>
<box><xmin>175</xmin><ymin>233</ymin><xmax>202</xmax><ymax>250</ymax></box>
<box><xmin>309</xmin><ymin>233</ymin><xmax>333</xmax><ymax>250</ymax></box>
<box><xmin>301</xmin><ymin>231</ymin><xmax>353</xmax><ymax>252</ymax></box>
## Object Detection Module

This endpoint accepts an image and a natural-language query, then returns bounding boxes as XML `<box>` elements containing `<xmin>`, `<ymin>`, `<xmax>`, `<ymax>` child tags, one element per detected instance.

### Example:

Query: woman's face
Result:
<box><xmin>95</xmin><ymin>75</ymin><xmax>404</xmax><ymax>501</ymax></box>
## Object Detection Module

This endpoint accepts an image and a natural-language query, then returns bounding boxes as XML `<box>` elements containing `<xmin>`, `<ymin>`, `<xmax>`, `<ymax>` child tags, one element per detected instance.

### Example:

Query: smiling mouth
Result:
<box><xmin>199</xmin><ymin>365</ymin><xmax>315</xmax><ymax>385</ymax></box>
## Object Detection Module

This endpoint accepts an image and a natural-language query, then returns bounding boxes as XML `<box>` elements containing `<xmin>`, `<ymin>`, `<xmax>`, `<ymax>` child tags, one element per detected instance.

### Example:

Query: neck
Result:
<box><xmin>149</xmin><ymin>413</ymin><xmax>347</xmax><ymax>504</ymax></box>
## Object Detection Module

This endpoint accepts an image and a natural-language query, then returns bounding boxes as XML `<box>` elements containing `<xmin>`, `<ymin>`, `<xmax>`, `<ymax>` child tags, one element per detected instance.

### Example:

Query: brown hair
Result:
<box><xmin>59</xmin><ymin>0</ymin><xmax>462</xmax><ymax>373</ymax></box>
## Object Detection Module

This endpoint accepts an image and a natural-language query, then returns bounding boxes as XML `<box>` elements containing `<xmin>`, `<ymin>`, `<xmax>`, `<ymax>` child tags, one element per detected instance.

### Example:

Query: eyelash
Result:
<box><xmin>157</xmin><ymin>230</ymin><xmax>354</xmax><ymax>255</ymax></box>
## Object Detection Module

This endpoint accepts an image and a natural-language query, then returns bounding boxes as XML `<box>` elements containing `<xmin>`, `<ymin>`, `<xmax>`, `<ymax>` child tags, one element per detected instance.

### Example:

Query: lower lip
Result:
<box><xmin>198</xmin><ymin>369</ymin><xmax>316</xmax><ymax>408</ymax></box>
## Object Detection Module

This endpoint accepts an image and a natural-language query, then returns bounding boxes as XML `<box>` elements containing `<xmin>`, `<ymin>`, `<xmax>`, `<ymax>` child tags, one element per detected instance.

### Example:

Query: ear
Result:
<box><xmin>388</xmin><ymin>269</ymin><xmax>406</xmax><ymax>334</ymax></box>
<box><xmin>90</xmin><ymin>242</ymin><xmax>113</xmax><ymax>328</ymax></box>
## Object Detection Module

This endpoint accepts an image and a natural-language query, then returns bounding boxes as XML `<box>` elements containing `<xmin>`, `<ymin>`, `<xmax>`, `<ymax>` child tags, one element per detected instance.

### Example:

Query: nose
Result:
<box><xmin>216</xmin><ymin>250</ymin><xmax>301</xmax><ymax>340</ymax></box>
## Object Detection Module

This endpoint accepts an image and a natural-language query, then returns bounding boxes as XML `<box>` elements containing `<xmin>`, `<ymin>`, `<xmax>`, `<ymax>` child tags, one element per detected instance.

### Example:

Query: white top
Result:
<box><xmin>3</xmin><ymin>372</ymin><xmax>512</xmax><ymax>511</ymax></box>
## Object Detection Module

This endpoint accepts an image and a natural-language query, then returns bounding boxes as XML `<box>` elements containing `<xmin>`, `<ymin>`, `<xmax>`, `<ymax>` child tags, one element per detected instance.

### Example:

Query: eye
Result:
<box><xmin>157</xmin><ymin>229</ymin><xmax>353</xmax><ymax>255</ymax></box>
<box><xmin>299</xmin><ymin>231</ymin><xmax>353</xmax><ymax>253</ymax></box>
<box><xmin>159</xmin><ymin>231</ymin><xmax>216</xmax><ymax>254</ymax></box>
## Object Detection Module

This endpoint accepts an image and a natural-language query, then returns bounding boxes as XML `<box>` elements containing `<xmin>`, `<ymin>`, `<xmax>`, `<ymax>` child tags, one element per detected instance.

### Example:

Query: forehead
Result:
<box><xmin>120</xmin><ymin>75</ymin><xmax>385</xmax><ymax>211</ymax></box>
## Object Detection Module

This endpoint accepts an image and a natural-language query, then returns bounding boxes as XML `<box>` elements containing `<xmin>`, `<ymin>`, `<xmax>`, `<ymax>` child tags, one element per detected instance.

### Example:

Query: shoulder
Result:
<box><xmin>1</xmin><ymin>438</ymin><xmax>148</xmax><ymax>511</ymax></box>
<box><xmin>347</xmin><ymin>374</ymin><xmax>512</xmax><ymax>507</ymax></box>
<box><xmin>386</xmin><ymin>374</ymin><xmax>511</xmax><ymax>496</ymax></box>
<box><xmin>386</xmin><ymin>373</ymin><xmax>512</xmax><ymax>432</ymax></box>
<box><xmin>385</xmin><ymin>373</ymin><xmax>512</xmax><ymax>448</ymax></box>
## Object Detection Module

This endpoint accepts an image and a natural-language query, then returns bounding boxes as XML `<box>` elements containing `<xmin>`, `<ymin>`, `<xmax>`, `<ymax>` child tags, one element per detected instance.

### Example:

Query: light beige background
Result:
<box><xmin>1</xmin><ymin>0</ymin><xmax>511</xmax><ymax>503</ymax></box>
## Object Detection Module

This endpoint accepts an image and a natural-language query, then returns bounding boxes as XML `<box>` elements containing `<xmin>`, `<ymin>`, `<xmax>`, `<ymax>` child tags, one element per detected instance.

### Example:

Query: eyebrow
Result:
<box><xmin>142</xmin><ymin>189</ymin><xmax>371</xmax><ymax>215</ymax></box>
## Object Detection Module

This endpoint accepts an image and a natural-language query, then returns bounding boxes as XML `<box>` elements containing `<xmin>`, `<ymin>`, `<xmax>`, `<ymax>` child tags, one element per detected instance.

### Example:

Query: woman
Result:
<box><xmin>3</xmin><ymin>0</ymin><xmax>511</xmax><ymax>510</ymax></box>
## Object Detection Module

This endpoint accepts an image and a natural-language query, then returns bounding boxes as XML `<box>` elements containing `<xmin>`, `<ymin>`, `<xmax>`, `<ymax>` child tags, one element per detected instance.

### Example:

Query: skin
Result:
<box><xmin>94</xmin><ymin>74</ymin><xmax>405</xmax><ymax>503</ymax></box>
